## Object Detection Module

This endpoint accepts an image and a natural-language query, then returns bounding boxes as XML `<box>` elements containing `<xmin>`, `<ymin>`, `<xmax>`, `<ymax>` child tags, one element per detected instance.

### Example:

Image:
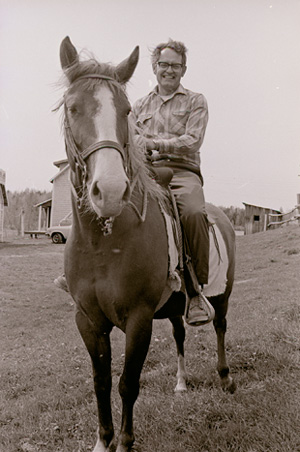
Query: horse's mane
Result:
<box><xmin>63</xmin><ymin>55</ymin><xmax>117</xmax><ymax>85</ymax></box>
<box><xmin>58</xmin><ymin>52</ymin><xmax>164</xmax><ymax>202</ymax></box>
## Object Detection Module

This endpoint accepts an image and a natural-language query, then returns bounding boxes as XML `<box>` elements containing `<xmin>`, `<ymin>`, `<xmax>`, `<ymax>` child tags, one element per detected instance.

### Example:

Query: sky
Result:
<box><xmin>1</xmin><ymin>0</ymin><xmax>300</xmax><ymax>211</ymax></box>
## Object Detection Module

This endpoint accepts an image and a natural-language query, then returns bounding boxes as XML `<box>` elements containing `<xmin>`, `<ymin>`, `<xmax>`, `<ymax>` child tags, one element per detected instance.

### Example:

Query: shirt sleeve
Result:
<box><xmin>130</xmin><ymin>103</ymin><xmax>148</xmax><ymax>149</ymax></box>
<box><xmin>156</xmin><ymin>94</ymin><xmax>209</xmax><ymax>155</ymax></box>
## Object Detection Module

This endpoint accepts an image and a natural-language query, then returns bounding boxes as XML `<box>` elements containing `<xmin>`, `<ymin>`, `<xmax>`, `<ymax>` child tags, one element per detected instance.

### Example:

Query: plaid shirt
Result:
<box><xmin>131</xmin><ymin>84</ymin><xmax>208</xmax><ymax>168</ymax></box>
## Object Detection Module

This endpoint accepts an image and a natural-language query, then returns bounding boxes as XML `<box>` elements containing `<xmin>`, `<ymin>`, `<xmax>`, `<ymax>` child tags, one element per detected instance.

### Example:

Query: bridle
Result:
<box><xmin>63</xmin><ymin>74</ymin><xmax>129</xmax><ymax>209</ymax></box>
<box><xmin>63</xmin><ymin>73</ymin><xmax>147</xmax><ymax>234</ymax></box>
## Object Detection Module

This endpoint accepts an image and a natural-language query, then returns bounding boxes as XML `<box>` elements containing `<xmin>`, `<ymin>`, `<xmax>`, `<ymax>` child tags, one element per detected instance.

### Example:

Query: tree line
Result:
<box><xmin>218</xmin><ymin>205</ymin><xmax>245</xmax><ymax>229</ymax></box>
<box><xmin>3</xmin><ymin>189</ymin><xmax>245</xmax><ymax>234</ymax></box>
<box><xmin>4</xmin><ymin>189</ymin><xmax>51</xmax><ymax>234</ymax></box>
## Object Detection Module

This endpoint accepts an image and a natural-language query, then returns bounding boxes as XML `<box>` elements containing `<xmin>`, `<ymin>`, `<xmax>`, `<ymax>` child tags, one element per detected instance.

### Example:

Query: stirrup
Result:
<box><xmin>184</xmin><ymin>293</ymin><xmax>215</xmax><ymax>327</ymax></box>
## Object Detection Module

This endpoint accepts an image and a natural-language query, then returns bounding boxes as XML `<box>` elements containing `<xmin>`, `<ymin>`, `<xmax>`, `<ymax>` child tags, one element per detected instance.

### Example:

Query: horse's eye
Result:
<box><xmin>68</xmin><ymin>106</ymin><xmax>78</xmax><ymax>115</ymax></box>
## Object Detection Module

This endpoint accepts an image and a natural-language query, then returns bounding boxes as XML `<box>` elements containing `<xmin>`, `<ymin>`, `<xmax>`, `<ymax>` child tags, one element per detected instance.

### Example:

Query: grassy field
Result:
<box><xmin>0</xmin><ymin>226</ymin><xmax>299</xmax><ymax>452</ymax></box>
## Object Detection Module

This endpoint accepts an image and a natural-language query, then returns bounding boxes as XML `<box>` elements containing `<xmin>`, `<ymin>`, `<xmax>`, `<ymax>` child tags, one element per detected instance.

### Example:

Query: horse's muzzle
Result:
<box><xmin>90</xmin><ymin>177</ymin><xmax>131</xmax><ymax>218</ymax></box>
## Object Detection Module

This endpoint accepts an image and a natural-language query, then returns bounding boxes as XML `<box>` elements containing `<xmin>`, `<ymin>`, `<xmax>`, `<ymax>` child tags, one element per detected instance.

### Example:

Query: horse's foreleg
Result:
<box><xmin>213</xmin><ymin>312</ymin><xmax>236</xmax><ymax>394</ymax></box>
<box><xmin>169</xmin><ymin>316</ymin><xmax>187</xmax><ymax>392</ymax></box>
<box><xmin>117</xmin><ymin>314</ymin><xmax>153</xmax><ymax>452</ymax></box>
<box><xmin>75</xmin><ymin>310</ymin><xmax>114</xmax><ymax>452</ymax></box>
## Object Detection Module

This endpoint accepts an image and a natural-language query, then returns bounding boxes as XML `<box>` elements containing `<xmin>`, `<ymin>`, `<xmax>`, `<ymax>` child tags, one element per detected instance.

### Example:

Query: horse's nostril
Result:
<box><xmin>92</xmin><ymin>182</ymin><xmax>102</xmax><ymax>200</ymax></box>
<box><xmin>123</xmin><ymin>180</ymin><xmax>131</xmax><ymax>203</ymax></box>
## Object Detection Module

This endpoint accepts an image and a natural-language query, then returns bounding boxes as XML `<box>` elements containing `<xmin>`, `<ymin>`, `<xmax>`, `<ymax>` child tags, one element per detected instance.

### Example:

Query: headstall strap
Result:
<box><xmin>75</xmin><ymin>74</ymin><xmax>118</xmax><ymax>83</ymax></box>
<box><xmin>81</xmin><ymin>140</ymin><xmax>126</xmax><ymax>162</ymax></box>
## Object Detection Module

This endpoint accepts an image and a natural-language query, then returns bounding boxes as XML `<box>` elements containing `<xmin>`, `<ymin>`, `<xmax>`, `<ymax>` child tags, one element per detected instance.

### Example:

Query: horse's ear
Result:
<box><xmin>116</xmin><ymin>46</ymin><xmax>139</xmax><ymax>84</ymax></box>
<box><xmin>60</xmin><ymin>36</ymin><xmax>79</xmax><ymax>71</ymax></box>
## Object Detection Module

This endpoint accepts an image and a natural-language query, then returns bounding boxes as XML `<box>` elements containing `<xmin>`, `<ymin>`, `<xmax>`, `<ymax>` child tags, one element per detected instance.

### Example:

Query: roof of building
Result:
<box><xmin>34</xmin><ymin>198</ymin><xmax>52</xmax><ymax>208</ymax></box>
<box><xmin>50</xmin><ymin>163</ymin><xmax>70</xmax><ymax>183</ymax></box>
<box><xmin>242</xmin><ymin>202</ymin><xmax>281</xmax><ymax>213</ymax></box>
<box><xmin>53</xmin><ymin>158</ymin><xmax>68</xmax><ymax>168</ymax></box>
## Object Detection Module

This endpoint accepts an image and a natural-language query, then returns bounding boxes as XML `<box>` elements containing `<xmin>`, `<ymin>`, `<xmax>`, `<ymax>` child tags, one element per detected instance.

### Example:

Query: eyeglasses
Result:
<box><xmin>157</xmin><ymin>62</ymin><xmax>183</xmax><ymax>71</ymax></box>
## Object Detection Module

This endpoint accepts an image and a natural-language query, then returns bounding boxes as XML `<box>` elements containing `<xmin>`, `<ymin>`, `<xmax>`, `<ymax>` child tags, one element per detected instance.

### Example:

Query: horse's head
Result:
<box><xmin>60</xmin><ymin>36</ymin><xmax>139</xmax><ymax>219</ymax></box>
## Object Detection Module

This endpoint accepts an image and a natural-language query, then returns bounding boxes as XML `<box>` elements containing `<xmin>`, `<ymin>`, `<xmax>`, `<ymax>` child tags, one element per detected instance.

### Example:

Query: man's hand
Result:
<box><xmin>146</xmin><ymin>150</ymin><xmax>160</xmax><ymax>162</ymax></box>
<box><xmin>150</xmin><ymin>150</ymin><xmax>160</xmax><ymax>160</ymax></box>
<box><xmin>145</xmin><ymin>138</ymin><xmax>156</xmax><ymax>151</ymax></box>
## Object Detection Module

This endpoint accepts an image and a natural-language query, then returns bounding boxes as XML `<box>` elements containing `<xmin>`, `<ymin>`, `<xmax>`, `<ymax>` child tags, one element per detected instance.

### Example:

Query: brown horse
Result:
<box><xmin>59</xmin><ymin>36</ymin><xmax>236</xmax><ymax>452</ymax></box>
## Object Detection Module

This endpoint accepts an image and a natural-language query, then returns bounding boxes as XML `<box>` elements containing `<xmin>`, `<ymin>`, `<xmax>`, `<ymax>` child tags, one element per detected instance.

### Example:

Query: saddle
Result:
<box><xmin>148</xmin><ymin>165</ymin><xmax>201</xmax><ymax>299</ymax></box>
<box><xmin>148</xmin><ymin>166</ymin><xmax>174</xmax><ymax>188</ymax></box>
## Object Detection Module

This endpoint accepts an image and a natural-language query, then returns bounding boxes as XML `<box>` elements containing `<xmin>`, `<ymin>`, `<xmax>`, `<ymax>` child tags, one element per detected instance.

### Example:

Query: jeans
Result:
<box><xmin>170</xmin><ymin>170</ymin><xmax>209</xmax><ymax>286</ymax></box>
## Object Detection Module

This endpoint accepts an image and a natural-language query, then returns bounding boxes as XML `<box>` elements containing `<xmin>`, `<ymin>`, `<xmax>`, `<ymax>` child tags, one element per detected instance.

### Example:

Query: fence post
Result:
<box><xmin>21</xmin><ymin>208</ymin><xmax>25</xmax><ymax>238</ymax></box>
<box><xmin>264</xmin><ymin>213</ymin><xmax>268</xmax><ymax>231</ymax></box>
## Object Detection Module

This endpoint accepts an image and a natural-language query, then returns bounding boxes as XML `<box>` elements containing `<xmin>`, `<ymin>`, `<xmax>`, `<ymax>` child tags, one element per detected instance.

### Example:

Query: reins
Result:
<box><xmin>127</xmin><ymin>174</ymin><xmax>148</xmax><ymax>223</ymax></box>
<box><xmin>63</xmin><ymin>73</ymin><xmax>148</xmax><ymax>231</ymax></box>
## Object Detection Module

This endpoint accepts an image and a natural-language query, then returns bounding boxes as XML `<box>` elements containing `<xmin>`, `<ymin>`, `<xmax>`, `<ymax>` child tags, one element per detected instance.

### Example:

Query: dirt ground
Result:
<box><xmin>0</xmin><ymin>226</ymin><xmax>299</xmax><ymax>452</ymax></box>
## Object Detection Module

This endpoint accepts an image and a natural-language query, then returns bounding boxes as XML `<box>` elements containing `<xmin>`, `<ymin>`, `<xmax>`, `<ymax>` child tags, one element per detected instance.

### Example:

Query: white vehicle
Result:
<box><xmin>47</xmin><ymin>212</ymin><xmax>72</xmax><ymax>244</ymax></box>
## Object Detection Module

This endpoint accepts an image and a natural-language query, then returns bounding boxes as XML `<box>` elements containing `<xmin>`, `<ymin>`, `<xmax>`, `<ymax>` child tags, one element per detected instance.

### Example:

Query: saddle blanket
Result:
<box><xmin>156</xmin><ymin>210</ymin><xmax>228</xmax><ymax>312</ymax></box>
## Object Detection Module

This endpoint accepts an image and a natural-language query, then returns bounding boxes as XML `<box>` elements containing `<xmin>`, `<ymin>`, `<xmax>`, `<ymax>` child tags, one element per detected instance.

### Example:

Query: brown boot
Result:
<box><xmin>54</xmin><ymin>274</ymin><xmax>69</xmax><ymax>293</ymax></box>
<box><xmin>185</xmin><ymin>290</ymin><xmax>215</xmax><ymax>327</ymax></box>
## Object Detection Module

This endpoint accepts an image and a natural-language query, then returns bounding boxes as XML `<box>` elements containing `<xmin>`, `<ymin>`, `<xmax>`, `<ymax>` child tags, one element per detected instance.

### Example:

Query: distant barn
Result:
<box><xmin>0</xmin><ymin>169</ymin><xmax>8</xmax><ymax>242</ymax></box>
<box><xmin>243</xmin><ymin>202</ymin><xmax>281</xmax><ymax>235</ymax></box>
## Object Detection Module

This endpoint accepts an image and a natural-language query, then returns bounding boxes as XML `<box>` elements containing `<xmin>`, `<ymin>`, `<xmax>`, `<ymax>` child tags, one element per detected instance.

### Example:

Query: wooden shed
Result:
<box><xmin>0</xmin><ymin>169</ymin><xmax>8</xmax><ymax>242</ymax></box>
<box><xmin>50</xmin><ymin>159</ymin><xmax>72</xmax><ymax>226</ymax></box>
<box><xmin>243</xmin><ymin>202</ymin><xmax>281</xmax><ymax>235</ymax></box>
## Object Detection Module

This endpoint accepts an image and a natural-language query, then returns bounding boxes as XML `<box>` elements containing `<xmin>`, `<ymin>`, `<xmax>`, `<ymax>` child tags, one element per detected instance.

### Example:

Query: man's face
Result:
<box><xmin>153</xmin><ymin>48</ymin><xmax>186</xmax><ymax>96</ymax></box>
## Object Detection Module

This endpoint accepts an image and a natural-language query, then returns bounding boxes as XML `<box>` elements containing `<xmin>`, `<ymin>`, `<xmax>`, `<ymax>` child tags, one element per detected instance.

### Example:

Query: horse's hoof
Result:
<box><xmin>174</xmin><ymin>376</ymin><xmax>187</xmax><ymax>392</ymax></box>
<box><xmin>93</xmin><ymin>434</ymin><xmax>114</xmax><ymax>452</ymax></box>
<box><xmin>221</xmin><ymin>377</ymin><xmax>236</xmax><ymax>394</ymax></box>
<box><xmin>174</xmin><ymin>383</ymin><xmax>187</xmax><ymax>392</ymax></box>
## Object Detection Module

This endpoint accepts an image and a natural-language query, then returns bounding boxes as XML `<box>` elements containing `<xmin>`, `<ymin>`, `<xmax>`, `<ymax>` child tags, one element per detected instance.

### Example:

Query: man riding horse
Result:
<box><xmin>131</xmin><ymin>39</ymin><xmax>213</xmax><ymax>326</ymax></box>
<box><xmin>55</xmin><ymin>38</ymin><xmax>214</xmax><ymax>327</ymax></box>
<box><xmin>56</xmin><ymin>36</ymin><xmax>236</xmax><ymax>452</ymax></box>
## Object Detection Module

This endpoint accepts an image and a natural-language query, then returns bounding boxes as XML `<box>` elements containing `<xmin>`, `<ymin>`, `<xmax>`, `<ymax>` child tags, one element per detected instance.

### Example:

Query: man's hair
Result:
<box><xmin>151</xmin><ymin>39</ymin><xmax>188</xmax><ymax>68</ymax></box>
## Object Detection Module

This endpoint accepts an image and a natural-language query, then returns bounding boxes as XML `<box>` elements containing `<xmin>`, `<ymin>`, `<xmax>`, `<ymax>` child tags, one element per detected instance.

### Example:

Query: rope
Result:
<box><xmin>127</xmin><ymin>173</ymin><xmax>148</xmax><ymax>222</ymax></box>
<box><xmin>210</xmin><ymin>222</ymin><xmax>222</xmax><ymax>265</ymax></box>
<box><xmin>168</xmin><ymin>187</ymin><xmax>184</xmax><ymax>272</ymax></box>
